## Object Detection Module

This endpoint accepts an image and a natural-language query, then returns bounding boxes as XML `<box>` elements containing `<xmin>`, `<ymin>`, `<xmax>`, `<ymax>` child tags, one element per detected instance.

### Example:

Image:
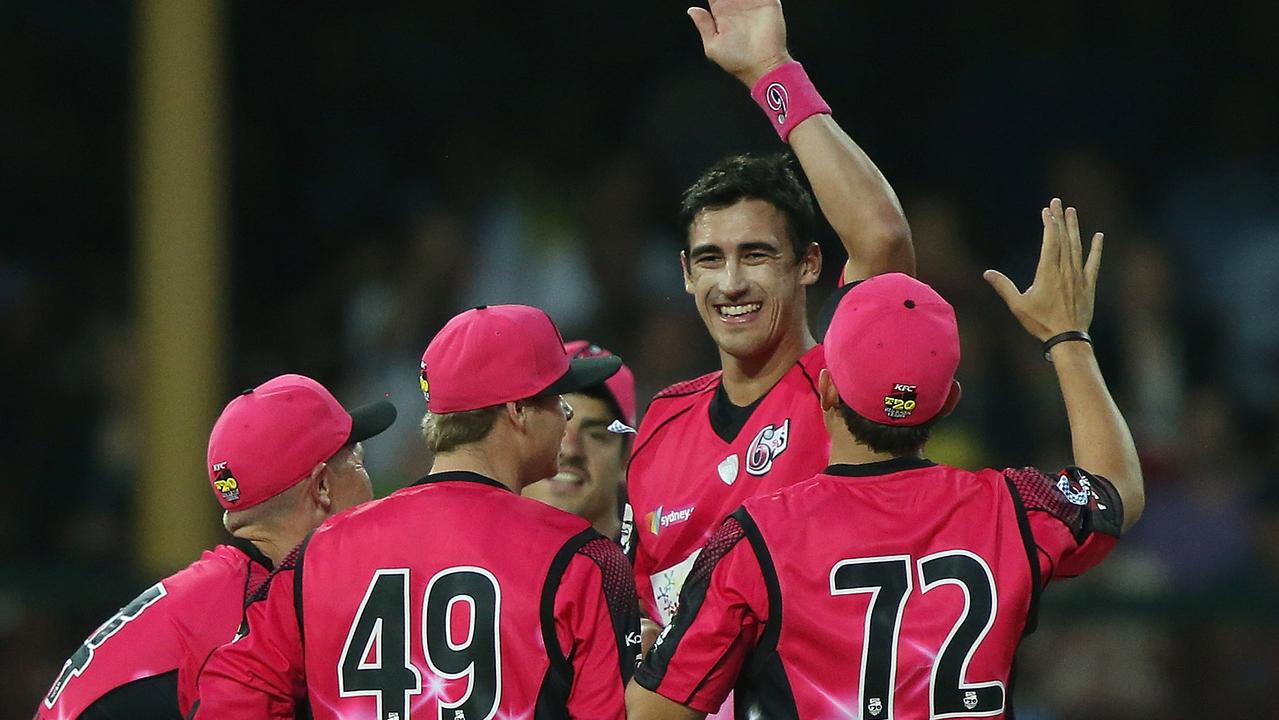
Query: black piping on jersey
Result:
<box><xmin>292</xmin><ymin>531</ymin><xmax>313</xmax><ymax>652</ymax></box>
<box><xmin>1004</xmin><ymin>478</ymin><xmax>1043</xmax><ymax>638</ymax></box>
<box><xmin>410</xmin><ymin>470</ymin><xmax>513</xmax><ymax>492</ymax></box>
<box><xmin>733</xmin><ymin>508</ymin><xmax>801</xmax><ymax>718</ymax></box>
<box><xmin>823</xmin><ymin>456</ymin><xmax>937</xmax><ymax>477</ymax></box>
<box><xmin>227</xmin><ymin>534</ymin><xmax>275</xmax><ymax>573</ymax></box>
<box><xmin>534</xmin><ymin>527</ymin><xmax>601</xmax><ymax>720</ymax></box>
<box><xmin>80</xmin><ymin>669</ymin><xmax>179</xmax><ymax>720</ymax></box>
<box><xmin>634</xmin><ymin>521</ymin><xmax>750</xmax><ymax>690</ymax></box>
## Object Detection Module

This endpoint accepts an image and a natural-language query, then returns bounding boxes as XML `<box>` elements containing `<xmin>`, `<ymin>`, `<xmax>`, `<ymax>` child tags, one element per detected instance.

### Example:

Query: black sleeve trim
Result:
<box><xmin>732</xmin><ymin>508</ymin><xmax>783</xmax><ymax>673</ymax></box>
<box><xmin>79</xmin><ymin>670</ymin><xmax>179</xmax><ymax>719</ymax></box>
<box><xmin>634</xmin><ymin>515</ymin><xmax>749</xmax><ymax>691</ymax></box>
<box><xmin>535</xmin><ymin>528</ymin><xmax>600</xmax><ymax>717</ymax></box>
<box><xmin>1005</xmin><ymin>478</ymin><xmax>1043</xmax><ymax>638</ymax></box>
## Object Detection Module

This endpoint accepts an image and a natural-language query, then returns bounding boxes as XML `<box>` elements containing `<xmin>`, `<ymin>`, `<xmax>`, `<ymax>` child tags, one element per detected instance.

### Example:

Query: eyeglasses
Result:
<box><xmin>559</xmin><ymin>395</ymin><xmax>575</xmax><ymax>421</ymax></box>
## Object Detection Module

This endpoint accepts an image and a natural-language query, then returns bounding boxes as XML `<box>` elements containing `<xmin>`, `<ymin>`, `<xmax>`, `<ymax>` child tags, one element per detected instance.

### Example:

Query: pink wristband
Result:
<box><xmin>750</xmin><ymin>60</ymin><xmax>831</xmax><ymax>143</ymax></box>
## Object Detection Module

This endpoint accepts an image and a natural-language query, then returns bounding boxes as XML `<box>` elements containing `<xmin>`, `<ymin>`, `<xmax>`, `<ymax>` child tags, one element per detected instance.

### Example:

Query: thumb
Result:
<box><xmin>687</xmin><ymin>7</ymin><xmax>716</xmax><ymax>47</ymax></box>
<box><xmin>982</xmin><ymin>269</ymin><xmax>1022</xmax><ymax>308</ymax></box>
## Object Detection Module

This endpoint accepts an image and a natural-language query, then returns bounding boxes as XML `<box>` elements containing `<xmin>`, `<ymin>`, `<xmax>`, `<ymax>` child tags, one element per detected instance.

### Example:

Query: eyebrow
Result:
<box><xmin>688</xmin><ymin>240</ymin><xmax>783</xmax><ymax>259</ymax></box>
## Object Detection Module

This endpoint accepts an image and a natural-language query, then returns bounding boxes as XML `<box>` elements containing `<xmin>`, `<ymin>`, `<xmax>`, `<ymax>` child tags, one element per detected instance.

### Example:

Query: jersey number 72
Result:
<box><xmin>830</xmin><ymin>550</ymin><xmax>1004</xmax><ymax>719</ymax></box>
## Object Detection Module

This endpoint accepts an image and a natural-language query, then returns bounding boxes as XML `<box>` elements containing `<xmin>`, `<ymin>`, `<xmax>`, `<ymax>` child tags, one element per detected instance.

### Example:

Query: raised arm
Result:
<box><xmin>688</xmin><ymin>0</ymin><xmax>913</xmax><ymax>282</ymax></box>
<box><xmin>984</xmin><ymin>198</ymin><xmax>1145</xmax><ymax>531</ymax></box>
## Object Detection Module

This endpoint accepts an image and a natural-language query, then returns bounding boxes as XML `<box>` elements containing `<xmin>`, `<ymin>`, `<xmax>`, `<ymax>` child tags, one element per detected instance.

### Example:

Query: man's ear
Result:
<box><xmin>504</xmin><ymin>401</ymin><xmax>527</xmax><ymax>433</ymax></box>
<box><xmin>817</xmin><ymin>368</ymin><xmax>841</xmax><ymax>412</ymax></box>
<box><xmin>308</xmin><ymin>462</ymin><xmax>333</xmax><ymax>513</ymax></box>
<box><xmin>799</xmin><ymin>242</ymin><xmax>822</xmax><ymax>287</ymax></box>
<box><xmin>938</xmin><ymin>380</ymin><xmax>962</xmax><ymax>419</ymax></box>
<box><xmin>680</xmin><ymin>250</ymin><xmax>694</xmax><ymax>294</ymax></box>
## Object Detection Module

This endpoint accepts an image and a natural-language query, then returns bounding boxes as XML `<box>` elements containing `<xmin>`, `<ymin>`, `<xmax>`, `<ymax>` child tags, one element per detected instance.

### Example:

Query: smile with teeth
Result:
<box><xmin>718</xmin><ymin>302</ymin><xmax>762</xmax><ymax>318</ymax></box>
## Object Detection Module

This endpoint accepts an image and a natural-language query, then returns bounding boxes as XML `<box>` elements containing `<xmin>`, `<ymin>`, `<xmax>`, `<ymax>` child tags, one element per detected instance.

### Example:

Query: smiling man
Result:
<box><xmin>625</xmin><ymin>0</ymin><xmax>914</xmax><ymax>637</ymax></box>
<box><xmin>524</xmin><ymin>341</ymin><xmax>637</xmax><ymax>541</ymax></box>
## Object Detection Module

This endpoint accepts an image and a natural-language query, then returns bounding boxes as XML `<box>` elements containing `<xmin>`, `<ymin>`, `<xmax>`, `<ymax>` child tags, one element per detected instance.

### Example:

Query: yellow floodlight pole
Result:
<box><xmin>135</xmin><ymin>0</ymin><xmax>226</xmax><ymax>575</ymax></box>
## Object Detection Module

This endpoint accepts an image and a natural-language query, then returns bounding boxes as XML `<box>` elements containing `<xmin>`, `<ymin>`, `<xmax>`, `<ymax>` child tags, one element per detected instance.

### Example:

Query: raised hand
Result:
<box><xmin>687</xmin><ymin>0</ymin><xmax>792</xmax><ymax>87</ymax></box>
<box><xmin>983</xmin><ymin>198</ymin><xmax>1103</xmax><ymax>343</ymax></box>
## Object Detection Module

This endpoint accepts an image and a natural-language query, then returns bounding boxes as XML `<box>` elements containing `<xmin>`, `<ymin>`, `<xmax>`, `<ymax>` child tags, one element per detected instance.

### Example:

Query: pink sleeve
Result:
<box><xmin>1005</xmin><ymin>466</ymin><xmax>1124</xmax><ymax>583</ymax></box>
<box><xmin>556</xmin><ymin>540</ymin><xmax>642</xmax><ymax>720</ymax></box>
<box><xmin>633</xmin><ymin>516</ymin><xmax>768</xmax><ymax>714</ymax></box>
<box><xmin>193</xmin><ymin>567</ymin><xmax>305</xmax><ymax>719</ymax></box>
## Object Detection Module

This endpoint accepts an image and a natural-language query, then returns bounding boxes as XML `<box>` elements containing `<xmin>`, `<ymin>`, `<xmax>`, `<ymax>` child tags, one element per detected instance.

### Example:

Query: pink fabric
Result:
<box><xmin>824</xmin><ymin>273</ymin><xmax>960</xmax><ymax>426</ymax></box>
<box><xmin>422</xmin><ymin>304</ymin><xmax>569</xmax><ymax>413</ymax></box>
<box><xmin>750</xmin><ymin>61</ymin><xmax>832</xmax><ymax>142</ymax></box>
<box><xmin>207</xmin><ymin>374</ymin><xmax>352</xmax><ymax>509</ymax></box>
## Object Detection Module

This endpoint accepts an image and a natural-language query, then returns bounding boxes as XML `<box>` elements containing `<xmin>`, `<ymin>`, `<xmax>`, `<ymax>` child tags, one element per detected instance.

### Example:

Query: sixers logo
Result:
<box><xmin>746</xmin><ymin>419</ymin><xmax>790</xmax><ymax>476</ymax></box>
<box><xmin>765</xmin><ymin>81</ymin><xmax>789</xmax><ymax>124</ymax></box>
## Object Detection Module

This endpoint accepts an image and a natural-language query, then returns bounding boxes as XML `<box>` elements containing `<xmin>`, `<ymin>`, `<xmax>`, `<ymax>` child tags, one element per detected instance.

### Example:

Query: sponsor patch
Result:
<box><xmin>646</xmin><ymin>505</ymin><xmax>695</xmax><ymax>536</ymax></box>
<box><xmin>1056</xmin><ymin>467</ymin><xmax>1105</xmax><ymax>510</ymax></box>
<box><xmin>211</xmin><ymin>461</ymin><xmax>241</xmax><ymax>503</ymax></box>
<box><xmin>650</xmin><ymin>550</ymin><xmax>701</xmax><ymax>624</ymax></box>
<box><xmin>883</xmin><ymin>383</ymin><xmax>918</xmax><ymax>420</ymax></box>
<box><xmin>745</xmin><ymin>419</ymin><xmax>790</xmax><ymax>476</ymax></box>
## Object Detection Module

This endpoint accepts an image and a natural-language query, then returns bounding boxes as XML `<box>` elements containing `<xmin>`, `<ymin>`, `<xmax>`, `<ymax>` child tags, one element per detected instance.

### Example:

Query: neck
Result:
<box><xmin>232</xmin><ymin>527</ymin><xmax>302</xmax><ymax>568</ymax></box>
<box><xmin>430</xmin><ymin>442</ymin><xmax>525</xmax><ymax>493</ymax></box>
<box><xmin>827</xmin><ymin>422</ymin><xmax>918</xmax><ymax>467</ymax></box>
<box><xmin>719</xmin><ymin>325</ymin><xmax>815</xmax><ymax>406</ymax></box>
<box><xmin>592</xmin><ymin>512</ymin><xmax>622</xmax><ymax>542</ymax></box>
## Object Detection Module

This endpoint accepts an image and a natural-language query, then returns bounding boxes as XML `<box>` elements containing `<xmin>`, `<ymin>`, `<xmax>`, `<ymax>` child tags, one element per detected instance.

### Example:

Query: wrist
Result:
<box><xmin>1043</xmin><ymin>330</ymin><xmax>1093</xmax><ymax>362</ymax></box>
<box><xmin>749</xmin><ymin>59</ymin><xmax>831</xmax><ymax>143</ymax></box>
<box><xmin>736</xmin><ymin>53</ymin><xmax>793</xmax><ymax>88</ymax></box>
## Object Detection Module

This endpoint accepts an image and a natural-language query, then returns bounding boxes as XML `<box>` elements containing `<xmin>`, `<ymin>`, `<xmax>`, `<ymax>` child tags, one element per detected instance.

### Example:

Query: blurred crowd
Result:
<box><xmin>3</xmin><ymin>2</ymin><xmax>1277</xmax><ymax>717</ymax></box>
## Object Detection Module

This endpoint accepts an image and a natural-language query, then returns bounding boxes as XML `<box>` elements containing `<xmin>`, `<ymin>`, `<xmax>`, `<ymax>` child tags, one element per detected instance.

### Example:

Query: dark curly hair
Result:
<box><xmin>837</xmin><ymin>401</ymin><xmax>937</xmax><ymax>456</ymax></box>
<box><xmin>679</xmin><ymin>152</ymin><xmax>816</xmax><ymax>259</ymax></box>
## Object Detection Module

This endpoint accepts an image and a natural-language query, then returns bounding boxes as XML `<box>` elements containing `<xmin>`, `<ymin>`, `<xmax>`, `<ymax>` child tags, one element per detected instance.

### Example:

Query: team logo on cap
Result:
<box><xmin>883</xmin><ymin>383</ymin><xmax>918</xmax><ymax>420</ymax></box>
<box><xmin>746</xmin><ymin>419</ymin><xmax>790</xmax><ymax>476</ymax></box>
<box><xmin>419</xmin><ymin>361</ymin><xmax>430</xmax><ymax>405</ymax></box>
<box><xmin>211</xmin><ymin>461</ymin><xmax>240</xmax><ymax>503</ymax></box>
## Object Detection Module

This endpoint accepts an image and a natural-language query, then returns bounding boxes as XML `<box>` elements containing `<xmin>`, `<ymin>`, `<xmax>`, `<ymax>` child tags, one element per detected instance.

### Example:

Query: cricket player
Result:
<box><xmin>626</xmin><ymin>200</ymin><xmax>1145</xmax><ymax>718</ymax></box>
<box><xmin>524</xmin><ymin>340</ymin><xmax>637</xmax><ymax>541</ymax></box>
<box><xmin>626</xmin><ymin>0</ymin><xmax>914</xmax><ymax>630</ymax></box>
<box><xmin>194</xmin><ymin>305</ymin><xmax>642</xmax><ymax>719</ymax></box>
<box><xmin>37</xmin><ymin>374</ymin><xmax>396</xmax><ymax>719</ymax></box>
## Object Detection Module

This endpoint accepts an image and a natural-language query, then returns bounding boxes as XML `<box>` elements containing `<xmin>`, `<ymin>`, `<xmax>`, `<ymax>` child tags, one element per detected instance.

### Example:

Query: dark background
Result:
<box><xmin>4</xmin><ymin>2</ymin><xmax>1278</xmax><ymax>716</ymax></box>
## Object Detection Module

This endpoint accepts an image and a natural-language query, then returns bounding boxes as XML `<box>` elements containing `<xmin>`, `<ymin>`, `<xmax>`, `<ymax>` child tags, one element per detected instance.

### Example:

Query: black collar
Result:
<box><xmin>410</xmin><ymin>470</ymin><xmax>513</xmax><ymax>493</ymax></box>
<box><xmin>824</xmin><ymin>457</ymin><xmax>936</xmax><ymax>477</ymax></box>
<box><xmin>228</xmin><ymin>535</ymin><xmax>275</xmax><ymax>571</ymax></box>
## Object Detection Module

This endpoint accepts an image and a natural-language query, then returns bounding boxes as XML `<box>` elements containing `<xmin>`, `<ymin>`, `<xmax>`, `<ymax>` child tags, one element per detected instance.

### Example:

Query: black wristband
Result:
<box><xmin>1042</xmin><ymin>330</ymin><xmax>1092</xmax><ymax>361</ymax></box>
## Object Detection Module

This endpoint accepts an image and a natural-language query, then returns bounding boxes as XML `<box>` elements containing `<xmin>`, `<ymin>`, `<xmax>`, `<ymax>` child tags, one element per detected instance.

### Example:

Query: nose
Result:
<box><xmin>559</xmin><ymin>422</ymin><xmax>583</xmax><ymax>463</ymax></box>
<box><xmin>717</xmin><ymin>258</ymin><xmax>749</xmax><ymax>298</ymax></box>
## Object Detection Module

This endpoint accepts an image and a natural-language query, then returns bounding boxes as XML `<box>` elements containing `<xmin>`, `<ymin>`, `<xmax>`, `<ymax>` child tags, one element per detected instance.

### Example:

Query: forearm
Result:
<box><xmin>626</xmin><ymin>681</ymin><xmax>707</xmax><ymax>720</ymax></box>
<box><xmin>1050</xmin><ymin>342</ymin><xmax>1144</xmax><ymax>530</ymax></box>
<box><xmin>788</xmin><ymin>113</ymin><xmax>913</xmax><ymax>281</ymax></box>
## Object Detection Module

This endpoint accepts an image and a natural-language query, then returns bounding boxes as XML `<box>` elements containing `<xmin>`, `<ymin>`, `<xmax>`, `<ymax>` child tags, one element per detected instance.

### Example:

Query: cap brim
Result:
<box><xmin>540</xmin><ymin>356</ymin><xmax>622</xmax><ymax>397</ymax></box>
<box><xmin>347</xmin><ymin>400</ymin><xmax>398</xmax><ymax>443</ymax></box>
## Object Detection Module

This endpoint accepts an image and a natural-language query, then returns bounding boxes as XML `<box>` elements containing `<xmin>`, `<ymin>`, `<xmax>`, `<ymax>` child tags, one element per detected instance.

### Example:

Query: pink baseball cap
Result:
<box><xmin>207</xmin><ymin>374</ymin><xmax>397</xmax><ymax>510</ymax></box>
<box><xmin>420</xmin><ymin>305</ymin><xmax>621</xmax><ymax>413</ymax></box>
<box><xmin>824</xmin><ymin>273</ymin><xmax>960</xmax><ymax>426</ymax></box>
<box><xmin>564</xmin><ymin>340</ymin><xmax>637</xmax><ymax>427</ymax></box>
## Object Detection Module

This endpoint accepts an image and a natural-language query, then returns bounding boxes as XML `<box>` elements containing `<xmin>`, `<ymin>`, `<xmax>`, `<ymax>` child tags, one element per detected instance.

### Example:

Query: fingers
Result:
<box><xmin>687</xmin><ymin>7</ymin><xmax>717</xmax><ymax>46</ymax></box>
<box><xmin>1034</xmin><ymin>205</ymin><xmax>1059</xmax><ymax>281</ymax></box>
<box><xmin>982</xmin><ymin>269</ymin><xmax>1022</xmax><ymax>309</ymax></box>
<box><xmin>1064</xmin><ymin>205</ymin><xmax>1084</xmax><ymax>271</ymax></box>
<box><xmin>1084</xmin><ymin>232</ymin><xmax>1104</xmax><ymax>289</ymax></box>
